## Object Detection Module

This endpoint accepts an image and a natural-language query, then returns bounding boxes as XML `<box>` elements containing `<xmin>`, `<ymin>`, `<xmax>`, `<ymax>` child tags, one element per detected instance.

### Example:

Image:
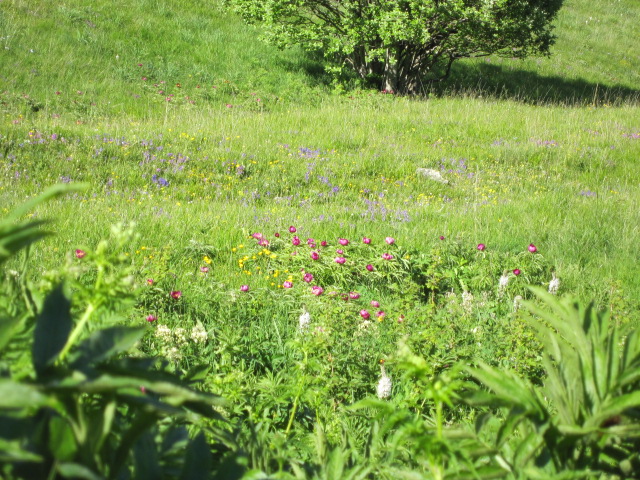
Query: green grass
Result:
<box><xmin>1</xmin><ymin>0</ymin><xmax>640</xmax><ymax>476</ymax></box>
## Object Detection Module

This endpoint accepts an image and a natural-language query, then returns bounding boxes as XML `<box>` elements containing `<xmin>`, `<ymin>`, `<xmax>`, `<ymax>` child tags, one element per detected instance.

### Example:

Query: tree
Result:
<box><xmin>226</xmin><ymin>0</ymin><xmax>565</xmax><ymax>94</ymax></box>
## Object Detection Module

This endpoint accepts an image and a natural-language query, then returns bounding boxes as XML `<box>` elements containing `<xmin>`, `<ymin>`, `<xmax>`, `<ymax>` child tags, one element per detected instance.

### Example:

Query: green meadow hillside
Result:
<box><xmin>1</xmin><ymin>0</ymin><xmax>640</xmax><ymax>478</ymax></box>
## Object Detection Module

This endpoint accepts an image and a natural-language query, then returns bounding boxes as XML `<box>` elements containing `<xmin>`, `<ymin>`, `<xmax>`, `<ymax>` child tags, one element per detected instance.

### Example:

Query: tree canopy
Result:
<box><xmin>226</xmin><ymin>0</ymin><xmax>565</xmax><ymax>94</ymax></box>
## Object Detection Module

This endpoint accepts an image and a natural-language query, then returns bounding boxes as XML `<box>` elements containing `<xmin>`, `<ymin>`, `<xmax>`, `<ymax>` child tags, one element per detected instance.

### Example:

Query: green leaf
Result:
<box><xmin>49</xmin><ymin>415</ymin><xmax>77</xmax><ymax>461</ymax></box>
<box><xmin>0</xmin><ymin>437</ymin><xmax>43</xmax><ymax>462</ymax></box>
<box><xmin>72</xmin><ymin>326</ymin><xmax>146</xmax><ymax>368</ymax></box>
<box><xmin>180</xmin><ymin>432</ymin><xmax>212</xmax><ymax>480</ymax></box>
<box><xmin>3</xmin><ymin>183</ymin><xmax>88</xmax><ymax>224</ymax></box>
<box><xmin>133</xmin><ymin>430</ymin><xmax>162</xmax><ymax>480</ymax></box>
<box><xmin>56</xmin><ymin>462</ymin><xmax>104</xmax><ymax>480</ymax></box>
<box><xmin>0</xmin><ymin>314</ymin><xmax>24</xmax><ymax>353</ymax></box>
<box><xmin>32</xmin><ymin>284</ymin><xmax>72</xmax><ymax>375</ymax></box>
<box><xmin>0</xmin><ymin>379</ymin><xmax>50</xmax><ymax>408</ymax></box>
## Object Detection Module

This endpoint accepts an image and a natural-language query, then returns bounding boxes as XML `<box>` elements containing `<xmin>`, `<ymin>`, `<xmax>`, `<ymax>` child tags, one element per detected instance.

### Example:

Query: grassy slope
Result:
<box><xmin>0</xmin><ymin>0</ymin><xmax>639</xmax><ymax>312</ymax></box>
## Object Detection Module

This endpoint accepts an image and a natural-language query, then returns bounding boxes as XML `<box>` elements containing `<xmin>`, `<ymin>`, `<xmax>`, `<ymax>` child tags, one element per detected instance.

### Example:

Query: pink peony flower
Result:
<box><xmin>360</xmin><ymin>309</ymin><xmax>371</xmax><ymax>320</ymax></box>
<box><xmin>292</xmin><ymin>236</ymin><xmax>301</xmax><ymax>246</ymax></box>
<box><xmin>75</xmin><ymin>249</ymin><xmax>86</xmax><ymax>259</ymax></box>
<box><xmin>311</xmin><ymin>285</ymin><xmax>324</xmax><ymax>296</ymax></box>
<box><xmin>274</xmin><ymin>232</ymin><xmax>280</xmax><ymax>237</ymax></box>
<box><xmin>376</xmin><ymin>311</ymin><xmax>385</xmax><ymax>318</ymax></box>
<box><xmin>320</xmin><ymin>240</ymin><xmax>328</xmax><ymax>247</ymax></box>
<box><xmin>170</xmin><ymin>290</ymin><xmax>182</xmax><ymax>299</ymax></box>
<box><xmin>307</xmin><ymin>238</ymin><xmax>315</xmax><ymax>245</ymax></box>
<box><xmin>259</xmin><ymin>239</ymin><xmax>269</xmax><ymax>246</ymax></box>
<box><xmin>366</xmin><ymin>264</ymin><xmax>374</xmax><ymax>271</ymax></box>
<box><xmin>283</xmin><ymin>281</ymin><xmax>293</xmax><ymax>288</ymax></box>
<box><xmin>311</xmin><ymin>251</ymin><xmax>320</xmax><ymax>260</ymax></box>
<box><xmin>528</xmin><ymin>244</ymin><xmax>537</xmax><ymax>253</ymax></box>
<box><xmin>477</xmin><ymin>243</ymin><xmax>486</xmax><ymax>251</ymax></box>
<box><xmin>335</xmin><ymin>257</ymin><xmax>346</xmax><ymax>264</ymax></box>
<box><xmin>200</xmin><ymin>266</ymin><xmax>209</xmax><ymax>273</ymax></box>
<box><xmin>349</xmin><ymin>292</ymin><xmax>360</xmax><ymax>300</ymax></box>
<box><xmin>371</xmin><ymin>300</ymin><xmax>380</xmax><ymax>308</ymax></box>
<box><xmin>146</xmin><ymin>314</ymin><xmax>157</xmax><ymax>323</ymax></box>
<box><xmin>385</xmin><ymin>237</ymin><xmax>395</xmax><ymax>245</ymax></box>
<box><xmin>439</xmin><ymin>236</ymin><xmax>445</xmax><ymax>241</ymax></box>
<box><xmin>362</xmin><ymin>237</ymin><xmax>371</xmax><ymax>244</ymax></box>
<box><xmin>289</xmin><ymin>226</ymin><xmax>296</xmax><ymax>233</ymax></box>
<box><xmin>146</xmin><ymin>278</ymin><xmax>154</xmax><ymax>285</ymax></box>
<box><xmin>336</xmin><ymin>249</ymin><xmax>344</xmax><ymax>255</ymax></box>
<box><xmin>303</xmin><ymin>273</ymin><xmax>314</xmax><ymax>283</ymax></box>
<box><xmin>240</xmin><ymin>285</ymin><xmax>249</xmax><ymax>292</ymax></box>
<box><xmin>339</xmin><ymin>238</ymin><xmax>349</xmax><ymax>246</ymax></box>
<box><xmin>382</xmin><ymin>253</ymin><xmax>394</xmax><ymax>260</ymax></box>
<box><xmin>252</xmin><ymin>232</ymin><xmax>264</xmax><ymax>240</ymax></box>
<box><xmin>513</xmin><ymin>269</ymin><xmax>521</xmax><ymax>276</ymax></box>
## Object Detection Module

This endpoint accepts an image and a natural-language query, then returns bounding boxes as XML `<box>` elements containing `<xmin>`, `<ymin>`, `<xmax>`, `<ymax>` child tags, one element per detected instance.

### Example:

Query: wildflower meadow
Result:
<box><xmin>1</xmin><ymin>0</ymin><xmax>640</xmax><ymax>478</ymax></box>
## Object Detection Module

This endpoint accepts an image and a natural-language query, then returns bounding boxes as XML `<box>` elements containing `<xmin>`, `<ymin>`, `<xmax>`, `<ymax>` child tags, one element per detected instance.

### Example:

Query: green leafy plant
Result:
<box><xmin>0</xmin><ymin>185</ymin><xmax>228</xmax><ymax>480</ymax></box>
<box><xmin>468</xmin><ymin>289</ymin><xmax>640</xmax><ymax>478</ymax></box>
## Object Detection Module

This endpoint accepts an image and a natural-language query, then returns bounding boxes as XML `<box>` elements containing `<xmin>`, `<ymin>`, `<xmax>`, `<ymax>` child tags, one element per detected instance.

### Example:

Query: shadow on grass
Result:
<box><xmin>429</xmin><ymin>62</ymin><xmax>640</xmax><ymax>106</ymax></box>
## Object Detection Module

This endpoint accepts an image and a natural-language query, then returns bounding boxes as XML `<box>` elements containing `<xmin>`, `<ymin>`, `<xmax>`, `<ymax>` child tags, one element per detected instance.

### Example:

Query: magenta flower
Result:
<box><xmin>439</xmin><ymin>236</ymin><xmax>445</xmax><ymax>241</ymax></box>
<box><xmin>321</xmin><ymin>240</ymin><xmax>328</xmax><ymax>247</ymax></box>
<box><xmin>311</xmin><ymin>285</ymin><xmax>324</xmax><ymax>296</ymax></box>
<box><xmin>292</xmin><ymin>236</ymin><xmax>301</xmax><ymax>246</ymax></box>
<box><xmin>382</xmin><ymin>253</ymin><xmax>394</xmax><ymax>260</ymax></box>
<box><xmin>259</xmin><ymin>239</ymin><xmax>269</xmax><ymax>246</ymax></box>
<box><xmin>528</xmin><ymin>244</ymin><xmax>537</xmax><ymax>253</ymax></box>
<box><xmin>146</xmin><ymin>314</ymin><xmax>157</xmax><ymax>323</ymax></box>
<box><xmin>349</xmin><ymin>292</ymin><xmax>360</xmax><ymax>300</ymax></box>
<box><xmin>335</xmin><ymin>257</ymin><xmax>346</xmax><ymax>264</ymax></box>
<box><xmin>360</xmin><ymin>309</ymin><xmax>371</xmax><ymax>320</ymax></box>
<box><xmin>366</xmin><ymin>264</ymin><xmax>374</xmax><ymax>271</ymax></box>
<box><xmin>274</xmin><ymin>232</ymin><xmax>280</xmax><ymax>238</ymax></box>
<box><xmin>339</xmin><ymin>238</ymin><xmax>349</xmax><ymax>246</ymax></box>
<box><xmin>362</xmin><ymin>237</ymin><xmax>371</xmax><ymax>244</ymax></box>
<box><xmin>477</xmin><ymin>243</ymin><xmax>486</xmax><ymax>251</ymax></box>
<box><xmin>385</xmin><ymin>237</ymin><xmax>395</xmax><ymax>245</ymax></box>
<box><xmin>513</xmin><ymin>269</ymin><xmax>521</xmax><ymax>276</ymax></box>
<box><xmin>75</xmin><ymin>249</ymin><xmax>86</xmax><ymax>259</ymax></box>
<box><xmin>336</xmin><ymin>249</ymin><xmax>344</xmax><ymax>255</ymax></box>
<box><xmin>200</xmin><ymin>266</ymin><xmax>209</xmax><ymax>273</ymax></box>
<box><xmin>371</xmin><ymin>300</ymin><xmax>380</xmax><ymax>308</ymax></box>
<box><xmin>240</xmin><ymin>285</ymin><xmax>249</xmax><ymax>292</ymax></box>
<box><xmin>146</xmin><ymin>278</ymin><xmax>154</xmax><ymax>285</ymax></box>
<box><xmin>307</xmin><ymin>238</ymin><xmax>315</xmax><ymax>245</ymax></box>
<box><xmin>376</xmin><ymin>311</ymin><xmax>385</xmax><ymax>318</ymax></box>
<box><xmin>310</xmin><ymin>251</ymin><xmax>319</xmax><ymax>260</ymax></box>
<box><xmin>252</xmin><ymin>232</ymin><xmax>264</xmax><ymax>240</ymax></box>
<box><xmin>283</xmin><ymin>281</ymin><xmax>293</xmax><ymax>288</ymax></box>
<box><xmin>303</xmin><ymin>273</ymin><xmax>314</xmax><ymax>283</ymax></box>
<box><xmin>289</xmin><ymin>226</ymin><xmax>297</xmax><ymax>233</ymax></box>
<box><xmin>170</xmin><ymin>290</ymin><xmax>182</xmax><ymax>300</ymax></box>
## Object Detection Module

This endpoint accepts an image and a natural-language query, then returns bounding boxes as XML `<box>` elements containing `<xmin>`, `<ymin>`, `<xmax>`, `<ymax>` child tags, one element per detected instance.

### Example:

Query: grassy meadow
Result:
<box><xmin>1</xmin><ymin>0</ymin><xmax>640</xmax><ymax>478</ymax></box>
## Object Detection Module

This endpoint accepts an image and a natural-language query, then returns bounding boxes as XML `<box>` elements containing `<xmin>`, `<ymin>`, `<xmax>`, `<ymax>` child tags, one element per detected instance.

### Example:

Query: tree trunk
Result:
<box><xmin>382</xmin><ymin>48</ymin><xmax>397</xmax><ymax>93</ymax></box>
